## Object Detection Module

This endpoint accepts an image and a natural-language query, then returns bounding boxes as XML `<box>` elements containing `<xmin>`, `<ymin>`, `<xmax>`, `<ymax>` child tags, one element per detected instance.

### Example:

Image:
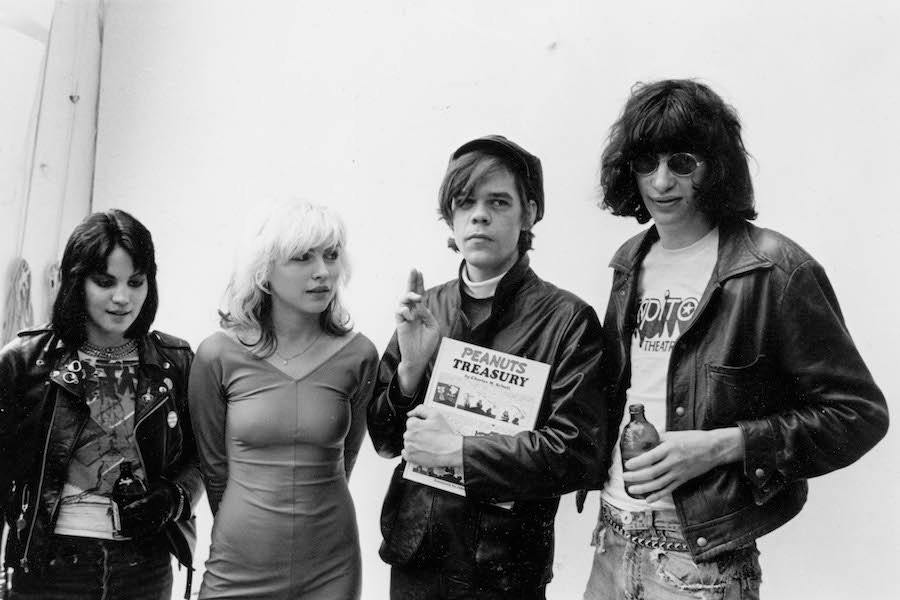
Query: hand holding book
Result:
<box><xmin>401</xmin><ymin>405</ymin><xmax>464</xmax><ymax>468</ymax></box>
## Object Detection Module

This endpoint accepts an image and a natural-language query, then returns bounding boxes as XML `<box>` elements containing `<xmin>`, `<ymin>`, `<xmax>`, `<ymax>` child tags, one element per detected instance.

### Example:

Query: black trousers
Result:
<box><xmin>390</xmin><ymin>565</ymin><xmax>547</xmax><ymax>600</ymax></box>
<box><xmin>9</xmin><ymin>534</ymin><xmax>172</xmax><ymax>600</ymax></box>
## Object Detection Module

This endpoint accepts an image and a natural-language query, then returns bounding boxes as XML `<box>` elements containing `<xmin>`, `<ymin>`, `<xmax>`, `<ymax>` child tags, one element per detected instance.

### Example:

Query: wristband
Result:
<box><xmin>172</xmin><ymin>482</ymin><xmax>187</xmax><ymax>521</ymax></box>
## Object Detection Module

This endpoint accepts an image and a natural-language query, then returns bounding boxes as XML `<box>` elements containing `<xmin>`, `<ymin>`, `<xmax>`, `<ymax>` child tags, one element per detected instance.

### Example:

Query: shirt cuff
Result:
<box><xmin>388</xmin><ymin>371</ymin><xmax>421</xmax><ymax>410</ymax></box>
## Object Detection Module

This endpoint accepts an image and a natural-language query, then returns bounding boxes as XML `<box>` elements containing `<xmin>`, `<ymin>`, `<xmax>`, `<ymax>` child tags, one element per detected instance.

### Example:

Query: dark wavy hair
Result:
<box><xmin>438</xmin><ymin>151</ymin><xmax>535</xmax><ymax>254</ymax></box>
<box><xmin>599</xmin><ymin>79</ymin><xmax>756</xmax><ymax>224</ymax></box>
<box><xmin>52</xmin><ymin>209</ymin><xmax>159</xmax><ymax>347</ymax></box>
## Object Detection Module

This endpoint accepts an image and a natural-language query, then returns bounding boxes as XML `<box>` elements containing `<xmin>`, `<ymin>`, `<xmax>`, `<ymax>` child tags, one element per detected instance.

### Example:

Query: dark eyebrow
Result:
<box><xmin>92</xmin><ymin>271</ymin><xmax>146</xmax><ymax>279</ymax></box>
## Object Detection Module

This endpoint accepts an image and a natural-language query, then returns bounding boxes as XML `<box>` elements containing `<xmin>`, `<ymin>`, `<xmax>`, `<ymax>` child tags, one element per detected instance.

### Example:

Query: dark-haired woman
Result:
<box><xmin>189</xmin><ymin>198</ymin><xmax>377</xmax><ymax>599</ymax></box>
<box><xmin>0</xmin><ymin>209</ymin><xmax>201</xmax><ymax>600</ymax></box>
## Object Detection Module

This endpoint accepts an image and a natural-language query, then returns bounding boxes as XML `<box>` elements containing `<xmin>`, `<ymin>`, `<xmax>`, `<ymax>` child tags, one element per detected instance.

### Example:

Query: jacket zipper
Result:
<box><xmin>24</xmin><ymin>380</ymin><xmax>171</xmax><ymax>571</ymax></box>
<box><xmin>16</xmin><ymin>484</ymin><xmax>29</xmax><ymax>538</ymax></box>
<box><xmin>19</xmin><ymin>395</ymin><xmax>60</xmax><ymax>573</ymax></box>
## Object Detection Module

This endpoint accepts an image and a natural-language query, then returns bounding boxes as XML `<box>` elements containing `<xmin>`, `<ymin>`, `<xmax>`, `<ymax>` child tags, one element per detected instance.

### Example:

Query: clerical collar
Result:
<box><xmin>461</xmin><ymin>267</ymin><xmax>507</xmax><ymax>299</ymax></box>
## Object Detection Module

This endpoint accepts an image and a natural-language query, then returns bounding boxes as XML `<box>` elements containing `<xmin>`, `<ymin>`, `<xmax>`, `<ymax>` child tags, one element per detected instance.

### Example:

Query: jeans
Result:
<box><xmin>391</xmin><ymin>565</ymin><xmax>547</xmax><ymax>600</ymax></box>
<box><xmin>583</xmin><ymin>503</ymin><xmax>761</xmax><ymax>600</ymax></box>
<box><xmin>9</xmin><ymin>534</ymin><xmax>173</xmax><ymax>600</ymax></box>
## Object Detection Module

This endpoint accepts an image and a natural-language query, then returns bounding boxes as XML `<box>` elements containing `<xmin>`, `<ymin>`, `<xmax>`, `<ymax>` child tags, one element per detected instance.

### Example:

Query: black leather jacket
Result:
<box><xmin>593</xmin><ymin>220</ymin><xmax>888</xmax><ymax>562</ymax></box>
<box><xmin>0</xmin><ymin>327</ymin><xmax>203</xmax><ymax>574</ymax></box>
<box><xmin>368</xmin><ymin>256</ymin><xmax>607</xmax><ymax>590</ymax></box>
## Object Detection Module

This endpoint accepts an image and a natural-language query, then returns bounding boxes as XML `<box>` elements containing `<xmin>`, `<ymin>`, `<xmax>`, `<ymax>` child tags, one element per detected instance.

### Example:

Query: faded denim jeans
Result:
<box><xmin>9</xmin><ymin>534</ymin><xmax>172</xmax><ymax>600</ymax></box>
<box><xmin>583</xmin><ymin>503</ymin><xmax>761</xmax><ymax>600</ymax></box>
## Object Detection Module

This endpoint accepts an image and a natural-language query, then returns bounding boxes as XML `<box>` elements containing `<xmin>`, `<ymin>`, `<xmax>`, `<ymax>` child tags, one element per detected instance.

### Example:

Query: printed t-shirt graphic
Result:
<box><xmin>602</xmin><ymin>227</ymin><xmax>719</xmax><ymax>512</ymax></box>
<box><xmin>55</xmin><ymin>354</ymin><xmax>145</xmax><ymax>538</ymax></box>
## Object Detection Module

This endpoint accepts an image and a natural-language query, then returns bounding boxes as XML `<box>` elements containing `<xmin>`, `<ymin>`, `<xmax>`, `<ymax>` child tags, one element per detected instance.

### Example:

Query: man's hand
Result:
<box><xmin>401</xmin><ymin>405</ymin><xmax>463</xmax><ymax>468</ymax></box>
<box><xmin>622</xmin><ymin>428</ymin><xmax>744</xmax><ymax>503</ymax></box>
<box><xmin>395</xmin><ymin>269</ymin><xmax>441</xmax><ymax>395</ymax></box>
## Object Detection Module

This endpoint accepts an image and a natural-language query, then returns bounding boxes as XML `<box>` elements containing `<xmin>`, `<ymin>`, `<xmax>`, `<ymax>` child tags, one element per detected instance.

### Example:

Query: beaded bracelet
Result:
<box><xmin>172</xmin><ymin>482</ymin><xmax>187</xmax><ymax>521</ymax></box>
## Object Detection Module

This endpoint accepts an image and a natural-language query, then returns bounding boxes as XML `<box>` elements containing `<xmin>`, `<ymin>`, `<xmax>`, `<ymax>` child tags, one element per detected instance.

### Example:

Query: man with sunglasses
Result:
<box><xmin>580</xmin><ymin>79</ymin><xmax>888</xmax><ymax>599</ymax></box>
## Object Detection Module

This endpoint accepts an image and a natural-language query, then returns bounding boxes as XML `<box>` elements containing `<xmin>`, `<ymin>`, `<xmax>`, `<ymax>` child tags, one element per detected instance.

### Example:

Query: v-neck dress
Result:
<box><xmin>189</xmin><ymin>331</ymin><xmax>378</xmax><ymax>599</ymax></box>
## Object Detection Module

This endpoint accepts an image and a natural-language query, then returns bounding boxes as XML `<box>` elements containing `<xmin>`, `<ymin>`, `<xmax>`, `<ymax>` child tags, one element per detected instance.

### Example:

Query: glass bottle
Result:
<box><xmin>111</xmin><ymin>461</ymin><xmax>147</xmax><ymax>537</ymax></box>
<box><xmin>620</xmin><ymin>404</ymin><xmax>661</xmax><ymax>499</ymax></box>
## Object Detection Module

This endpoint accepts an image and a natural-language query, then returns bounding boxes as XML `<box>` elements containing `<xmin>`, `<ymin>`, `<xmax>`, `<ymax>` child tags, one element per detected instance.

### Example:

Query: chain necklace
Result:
<box><xmin>272</xmin><ymin>333</ymin><xmax>323</xmax><ymax>366</ymax></box>
<box><xmin>80</xmin><ymin>339</ymin><xmax>138</xmax><ymax>360</ymax></box>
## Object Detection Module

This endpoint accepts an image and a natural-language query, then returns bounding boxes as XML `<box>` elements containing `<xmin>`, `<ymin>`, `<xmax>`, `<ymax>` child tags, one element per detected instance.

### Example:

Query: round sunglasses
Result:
<box><xmin>630</xmin><ymin>152</ymin><xmax>704</xmax><ymax>177</ymax></box>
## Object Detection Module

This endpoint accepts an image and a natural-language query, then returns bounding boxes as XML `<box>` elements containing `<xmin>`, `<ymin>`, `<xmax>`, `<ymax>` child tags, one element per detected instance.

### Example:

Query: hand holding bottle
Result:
<box><xmin>622</xmin><ymin>427</ymin><xmax>745</xmax><ymax>503</ymax></box>
<box><xmin>113</xmin><ymin>462</ymin><xmax>183</xmax><ymax>538</ymax></box>
<box><xmin>111</xmin><ymin>462</ymin><xmax>147</xmax><ymax>537</ymax></box>
<box><xmin>620</xmin><ymin>404</ymin><xmax>661</xmax><ymax>499</ymax></box>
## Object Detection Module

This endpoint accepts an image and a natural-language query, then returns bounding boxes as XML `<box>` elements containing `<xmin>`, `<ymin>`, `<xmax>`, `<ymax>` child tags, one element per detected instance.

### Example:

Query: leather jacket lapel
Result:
<box><xmin>47</xmin><ymin>351</ymin><xmax>87</xmax><ymax>400</ymax></box>
<box><xmin>135</xmin><ymin>337</ymin><xmax>173</xmax><ymax>424</ymax></box>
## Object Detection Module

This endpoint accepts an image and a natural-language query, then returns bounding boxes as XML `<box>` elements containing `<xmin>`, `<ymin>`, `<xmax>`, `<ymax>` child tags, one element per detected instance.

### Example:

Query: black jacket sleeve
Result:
<box><xmin>462</xmin><ymin>306</ymin><xmax>607</xmax><ymax>502</ymax></box>
<box><xmin>367</xmin><ymin>331</ymin><xmax>429</xmax><ymax>459</ymax></box>
<box><xmin>0</xmin><ymin>339</ymin><xmax>23</xmax><ymax>536</ymax></box>
<box><xmin>737</xmin><ymin>259</ymin><xmax>889</xmax><ymax>501</ymax></box>
<box><xmin>163</xmin><ymin>343</ymin><xmax>204</xmax><ymax>518</ymax></box>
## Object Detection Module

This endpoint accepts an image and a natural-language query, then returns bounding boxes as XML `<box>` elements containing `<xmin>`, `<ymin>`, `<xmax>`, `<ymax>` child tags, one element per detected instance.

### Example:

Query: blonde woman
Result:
<box><xmin>189</xmin><ymin>199</ymin><xmax>378</xmax><ymax>599</ymax></box>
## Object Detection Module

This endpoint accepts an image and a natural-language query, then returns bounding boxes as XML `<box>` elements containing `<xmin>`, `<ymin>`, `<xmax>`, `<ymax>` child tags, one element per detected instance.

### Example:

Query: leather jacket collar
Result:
<box><xmin>454</xmin><ymin>253</ymin><xmax>534</xmax><ymax>343</ymax></box>
<box><xmin>609</xmin><ymin>220</ymin><xmax>775</xmax><ymax>284</ymax></box>
<box><xmin>39</xmin><ymin>331</ymin><xmax>174</xmax><ymax>424</ymax></box>
<box><xmin>456</xmin><ymin>253</ymin><xmax>532</xmax><ymax>301</ymax></box>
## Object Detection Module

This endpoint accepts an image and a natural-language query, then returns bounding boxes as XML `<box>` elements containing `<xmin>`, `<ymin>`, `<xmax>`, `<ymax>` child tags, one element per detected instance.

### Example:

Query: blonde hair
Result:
<box><xmin>220</xmin><ymin>198</ymin><xmax>352</xmax><ymax>356</ymax></box>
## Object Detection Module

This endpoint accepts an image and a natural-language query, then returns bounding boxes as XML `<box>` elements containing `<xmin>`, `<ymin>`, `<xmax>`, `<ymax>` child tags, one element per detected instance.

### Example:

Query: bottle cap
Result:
<box><xmin>628</xmin><ymin>404</ymin><xmax>645</xmax><ymax>414</ymax></box>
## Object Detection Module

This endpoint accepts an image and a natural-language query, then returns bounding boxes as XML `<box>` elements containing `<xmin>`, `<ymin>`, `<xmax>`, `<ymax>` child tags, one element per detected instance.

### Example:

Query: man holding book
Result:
<box><xmin>368</xmin><ymin>135</ymin><xmax>607</xmax><ymax>599</ymax></box>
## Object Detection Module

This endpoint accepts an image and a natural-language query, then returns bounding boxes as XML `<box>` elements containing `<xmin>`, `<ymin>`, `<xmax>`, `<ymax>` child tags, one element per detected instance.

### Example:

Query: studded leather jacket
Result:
<box><xmin>585</xmin><ymin>220</ymin><xmax>888</xmax><ymax>562</ymax></box>
<box><xmin>0</xmin><ymin>327</ymin><xmax>202</xmax><ymax>575</ymax></box>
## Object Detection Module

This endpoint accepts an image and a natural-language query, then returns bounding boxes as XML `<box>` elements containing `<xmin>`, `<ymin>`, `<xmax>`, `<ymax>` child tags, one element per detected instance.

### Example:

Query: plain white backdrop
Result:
<box><xmin>3</xmin><ymin>1</ymin><xmax>899</xmax><ymax>599</ymax></box>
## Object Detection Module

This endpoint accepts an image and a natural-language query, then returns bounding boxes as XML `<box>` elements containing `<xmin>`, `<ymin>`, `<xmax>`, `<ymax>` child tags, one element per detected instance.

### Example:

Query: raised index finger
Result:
<box><xmin>407</xmin><ymin>268</ymin><xmax>425</xmax><ymax>295</ymax></box>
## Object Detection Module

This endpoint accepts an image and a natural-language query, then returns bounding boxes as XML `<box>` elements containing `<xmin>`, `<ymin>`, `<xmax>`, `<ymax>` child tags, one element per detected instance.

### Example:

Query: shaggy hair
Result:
<box><xmin>219</xmin><ymin>198</ymin><xmax>351</xmax><ymax>357</ymax></box>
<box><xmin>52</xmin><ymin>209</ymin><xmax>159</xmax><ymax>347</ymax></box>
<box><xmin>600</xmin><ymin>79</ymin><xmax>756</xmax><ymax>224</ymax></box>
<box><xmin>437</xmin><ymin>151</ymin><xmax>535</xmax><ymax>253</ymax></box>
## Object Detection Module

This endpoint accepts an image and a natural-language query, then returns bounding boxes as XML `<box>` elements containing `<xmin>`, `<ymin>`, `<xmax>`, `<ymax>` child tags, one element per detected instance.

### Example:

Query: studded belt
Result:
<box><xmin>601</xmin><ymin>503</ymin><xmax>690</xmax><ymax>552</ymax></box>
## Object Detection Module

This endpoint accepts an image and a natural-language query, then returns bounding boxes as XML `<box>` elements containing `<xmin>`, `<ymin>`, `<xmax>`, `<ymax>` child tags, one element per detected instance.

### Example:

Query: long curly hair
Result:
<box><xmin>600</xmin><ymin>79</ymin><xmax>756</xmax><ymax>224</ymax></box>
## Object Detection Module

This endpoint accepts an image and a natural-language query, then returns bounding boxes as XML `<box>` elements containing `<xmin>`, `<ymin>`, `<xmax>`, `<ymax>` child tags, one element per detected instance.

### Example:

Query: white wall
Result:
<box><xmin>10</xmin><ymin>1</ymin><xmax>899</xmax><ymax>598</ymax></box>
<box><xmin>0</xmin><ymin>0</ymin><xmax>53</xmax><ymax>337</ymax></box>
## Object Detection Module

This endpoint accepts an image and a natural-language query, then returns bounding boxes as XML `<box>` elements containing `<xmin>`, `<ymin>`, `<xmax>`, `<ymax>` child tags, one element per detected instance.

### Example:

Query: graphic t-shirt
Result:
<box><xmin>54</xmin><ymin>352</ymin><xmax>145</xmax><ymax>539</ymax></box>
<box><xmin>603</xmin><ymin>227</ymin><xmax>718</xmax><ymax>512</ymax></box>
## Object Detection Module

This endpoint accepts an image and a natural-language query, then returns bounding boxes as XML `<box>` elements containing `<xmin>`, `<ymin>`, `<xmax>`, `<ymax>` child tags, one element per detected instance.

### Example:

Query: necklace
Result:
<box><xmin>80</xmin><ymin>339</ymin><xmax>138</xmax><ymax>360</ymax></box>
<box><xmin>272</xmin><ymin>333</ymin><xmax>323</xmax><ymax>366</ymax></box>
